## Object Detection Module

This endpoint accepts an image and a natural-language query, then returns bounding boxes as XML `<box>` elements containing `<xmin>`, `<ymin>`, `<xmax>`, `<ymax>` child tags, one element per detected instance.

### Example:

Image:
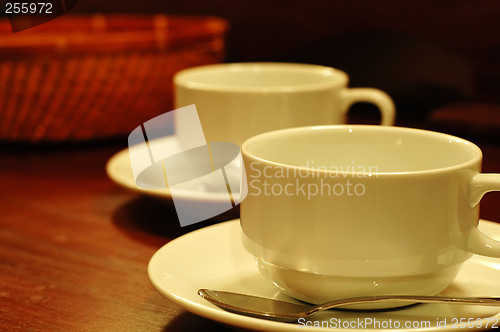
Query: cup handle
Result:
<box><xmin>341</xmin><ymin>88</ymin><xmax>396</xmax><ymax>126</ymax></box>
<box><xmin>466</xmin><ymin>173</ymin><xmax>500</xmax><ymax>257</ymax></box>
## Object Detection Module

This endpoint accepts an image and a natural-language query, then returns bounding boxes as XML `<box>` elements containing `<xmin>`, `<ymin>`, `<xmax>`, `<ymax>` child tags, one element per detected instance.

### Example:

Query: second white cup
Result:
<box><xmin>174</xmin><ymin>63</ymin><xmax>395</xmax><ymax>146</ymax></box>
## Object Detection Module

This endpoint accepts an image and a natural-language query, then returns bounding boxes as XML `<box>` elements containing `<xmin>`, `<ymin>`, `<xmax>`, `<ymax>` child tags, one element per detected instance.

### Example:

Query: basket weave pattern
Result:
<box><xmin>0</xmin><ymin>15</ymin><xmax>227</xmax><ymax>142</ymax></box>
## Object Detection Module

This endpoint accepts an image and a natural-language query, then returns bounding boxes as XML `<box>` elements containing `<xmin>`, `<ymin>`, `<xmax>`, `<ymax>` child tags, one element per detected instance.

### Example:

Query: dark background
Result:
<box><xmin>68</xmin><ymin>0</ymin><xmax>500</xmax><ymax>134</ymax></box>
<box><xmin>2</xmin><ymin>0</ymin><xmax>499</xmax><ymax>139</ymax></box>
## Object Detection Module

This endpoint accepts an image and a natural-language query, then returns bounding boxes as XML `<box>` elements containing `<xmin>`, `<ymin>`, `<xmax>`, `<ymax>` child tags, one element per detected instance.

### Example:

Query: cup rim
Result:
<box><xmin>241</xmin><ymin>125</ymin><xmax>483</xmax><ymax>176</ymax></box>
<box><xmin>173</xmin><ymin>62</ymin><xmax>349</xmax><ymax>93</ymax></box>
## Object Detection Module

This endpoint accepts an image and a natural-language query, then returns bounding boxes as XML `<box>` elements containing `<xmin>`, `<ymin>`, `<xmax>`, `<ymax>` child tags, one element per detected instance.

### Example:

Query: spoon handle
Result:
<box><xmin>313</xmin><ymin>295</ymin><xmax>500</xmax><ymax>314</ymax></box>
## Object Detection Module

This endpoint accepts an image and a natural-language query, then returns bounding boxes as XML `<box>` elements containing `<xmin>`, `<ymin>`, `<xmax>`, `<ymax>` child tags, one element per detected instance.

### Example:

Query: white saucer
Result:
<box><xmin>106</xmin><ymin>135</ymin><xmax>238</xmax><ymax>204</ymax></box>
<box><xmin>148</xmin><ymin>219</ymin><xmax>500</xmax><ymax>331</ymax></box>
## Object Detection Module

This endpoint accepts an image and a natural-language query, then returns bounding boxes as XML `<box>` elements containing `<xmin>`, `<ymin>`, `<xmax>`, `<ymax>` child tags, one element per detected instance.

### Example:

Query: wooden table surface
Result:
<box><xmin>1</xmin><ymin>130</ymin><xmax>500</xmax><ymax>332</ymax></box>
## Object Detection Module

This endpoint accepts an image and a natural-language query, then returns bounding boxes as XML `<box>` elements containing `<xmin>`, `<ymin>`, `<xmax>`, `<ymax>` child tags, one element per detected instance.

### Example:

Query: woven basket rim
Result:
<box><xmin>0</xmin><ymin>14</ymin><xmax>228</xmax><ymax>54</ymax></box>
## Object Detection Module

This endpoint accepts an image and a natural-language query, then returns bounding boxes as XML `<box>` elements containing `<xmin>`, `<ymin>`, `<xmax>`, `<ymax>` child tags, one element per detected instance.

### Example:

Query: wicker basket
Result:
<box><xmin>0</xmin><ymin>15</ymin><xmax>228</xmax><ymax>142</ymax></box>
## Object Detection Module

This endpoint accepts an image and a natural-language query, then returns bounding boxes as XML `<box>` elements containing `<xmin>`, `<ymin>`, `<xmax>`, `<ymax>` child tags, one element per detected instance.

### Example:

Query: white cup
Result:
<box><xmin>174</xmin><ymin>63</ymin><xmax>395</xmax><ymax>146</ymax></box>
<box><xmin>240</xmin><ymin>125</ymin><xmax>500</xmax><ymax>305</ymax></box>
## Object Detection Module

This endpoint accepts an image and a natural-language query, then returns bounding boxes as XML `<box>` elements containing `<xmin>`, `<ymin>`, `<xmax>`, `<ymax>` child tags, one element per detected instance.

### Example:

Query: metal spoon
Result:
<box><xmin>198</xmin><ymin>289</ymin><xmax>500</xmax><ymax>321</ymax></box>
